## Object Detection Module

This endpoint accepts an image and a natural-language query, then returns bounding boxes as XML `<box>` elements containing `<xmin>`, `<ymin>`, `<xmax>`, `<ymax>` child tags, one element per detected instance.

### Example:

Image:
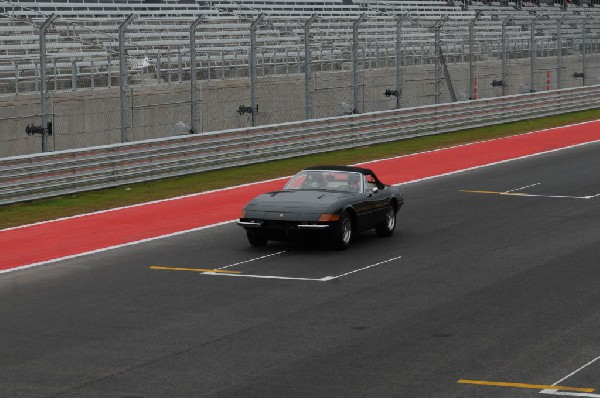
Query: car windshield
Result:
<box><xmin>284</xmin><ymin>170</ymin><xmax>363</xmax><ymax>193</ymax></box>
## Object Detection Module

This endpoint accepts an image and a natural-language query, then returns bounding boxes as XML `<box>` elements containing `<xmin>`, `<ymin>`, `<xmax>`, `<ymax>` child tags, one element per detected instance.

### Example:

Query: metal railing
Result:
<box><xmin>1</xmin><ymin>84</ymin><xmax>598</xmax><ymax>205</ymax></box>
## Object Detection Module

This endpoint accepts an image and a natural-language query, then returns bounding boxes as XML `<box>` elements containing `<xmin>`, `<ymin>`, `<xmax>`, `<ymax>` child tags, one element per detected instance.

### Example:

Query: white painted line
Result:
<box><xmin>214</xmin><ymin>251</ymin><xmax>287</xmax><ymax>270</ymax></box>
<box><xmin>395</xmin><ymin>138</ymin><xmax>600</xmax><ymax>187</ymax></box>
<box><xmin>324</xmin><ymin>255</ymin><xmax>403</xmax><ymax>281</ymax></box>
<box><xmin>202</xmin><ymin>272</ymin><xmax>330</xmax><ymax>282</ymax></box>
<box><xmin>552</xmin><ymin>356</ymin><xmax>600</xmax><ymax>386</ymax></box>
<box><xmin>540</xmin><ymin>356</ymin><xmax>600</xmax><ymax>397</ymax></box>
<box><xmin>0</xmin><ymin>177</ymin><xmax>288</xmax><ymax>233</ymax></box>
<box><xmin>462</xmin><ymin>190</ymin><xmax>600</xmax><ymax>200</ymax></box>
<box><xmin>0</xmin><ymin>219</ymin><xmax>237</xmax><ymax>275</ymax></box>
<box><xmin>362</xmin><ymin>119</ymin><xmax>600</xmax><ymax>168</ymax></box>
<box><xmin>5</xmin><ymin>120</ymin><xmax>600</xmax><ymax>234</ymax></box>
<box><xmin>540</xmin><ymin>390</ymin><xmax>600</xmax><ymax>397</ymax></box>
<box><xmin>499</xmin><ymin>192</ymin><xmax>596</xmax><ymax>200</ymax></box>
<box><xmin>200</xmin><ymin>255</ymin><xmax>402</xmax><ymax>282</ymax></box>
<box><xmin>4</xmin><ymin>135</ymin><xmax>600</xmax><ymax>274</ymax></box>
<box><xmin>505</xmin><ymin>182</ymin><xmax>541</xmax><ymax>193</ymax></box>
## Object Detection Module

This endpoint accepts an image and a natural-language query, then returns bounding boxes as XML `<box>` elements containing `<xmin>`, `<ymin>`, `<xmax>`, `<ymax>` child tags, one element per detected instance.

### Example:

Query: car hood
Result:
<box><xmin>245</xmin><ymin>190</ymin><xmax>355</xmax><ymax>212</ymax></box>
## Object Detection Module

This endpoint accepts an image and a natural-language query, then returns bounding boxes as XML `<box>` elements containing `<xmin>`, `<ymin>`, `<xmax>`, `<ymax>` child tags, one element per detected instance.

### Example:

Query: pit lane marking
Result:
<box><xmin>149</xmin><ymin>251</ymin><xmax>287</xmax><ymax>274</ymax></box>
<box><xmin>540</xmin><ymin>355</ymin><xmax>600</xmax><ymax>397</ymax></box>
<box><xmin>213</xmin><ymin>251</ymin><xmax>287</xmax><ymax>271</ymax></box>
<box><xmin>505</xmin><ymin>182</ymin><xmax>541</xmax><ymax>192</ymax></box>
<box><xmin>460</xmin><ymin>190</ymin><xmax>599</xmax><ymax>200</ymax></box>
<box><xmin>541</xmin><ymin>391</ymin><xmax>600</xmax><ymax>397</ymax></box>
<box><xmin>457</xmin><ymin>379</ymin><xmax>595</xmax><ymax>393</ymax></box>
<box><xmin>201</xmin><ymin>255</ymin><xmax>403</xmax><ymax>282</ymax></box>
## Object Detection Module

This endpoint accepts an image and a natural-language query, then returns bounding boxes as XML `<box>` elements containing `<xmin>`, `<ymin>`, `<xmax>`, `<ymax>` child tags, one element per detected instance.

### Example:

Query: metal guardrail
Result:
<box><xmin>1</xmin><ymin>85</ymin><xmax>599</xmax><ymax>205</ymax></box>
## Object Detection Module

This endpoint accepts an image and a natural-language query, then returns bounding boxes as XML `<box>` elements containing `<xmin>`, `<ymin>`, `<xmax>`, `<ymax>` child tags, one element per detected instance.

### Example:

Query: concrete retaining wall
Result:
<box><xmin>0</xmin><ymin>53</ymin><xmax>596</xmax><ymax>158</ymax></box>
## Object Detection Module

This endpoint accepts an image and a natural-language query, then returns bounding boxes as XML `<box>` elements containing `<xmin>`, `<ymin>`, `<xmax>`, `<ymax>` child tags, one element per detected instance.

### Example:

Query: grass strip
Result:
<box><xmin>1</xmin><ymin>108</ymin><xmax>599</xmax><ymax>230</ymax></box>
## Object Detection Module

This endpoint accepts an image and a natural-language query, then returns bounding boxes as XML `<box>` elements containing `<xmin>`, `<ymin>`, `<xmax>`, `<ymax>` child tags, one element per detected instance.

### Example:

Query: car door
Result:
<box><xmin>364</xmin><ymin>174</ymin><xmax>390</xmax><ymax>227</ymax></box>
<box><xmin>355</xmin><ymin>175</ymin><xmax>389</xmax><ymax>231</ymax></box>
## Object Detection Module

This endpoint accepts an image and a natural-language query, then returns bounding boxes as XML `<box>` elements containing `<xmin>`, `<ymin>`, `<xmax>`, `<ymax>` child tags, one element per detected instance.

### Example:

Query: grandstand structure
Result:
<box><xmin>0</xmin><ymin>0</ymin><xmax>599</xmax><ymax>94</ymax></box>
<box><xmin>1</xmin><ymin>0</ymin><xmax>600</xmax><ymax>157</ymax></box>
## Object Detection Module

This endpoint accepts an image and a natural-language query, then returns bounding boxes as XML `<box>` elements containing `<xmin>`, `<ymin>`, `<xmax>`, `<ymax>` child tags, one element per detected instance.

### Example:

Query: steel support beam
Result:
<box><xmin>250</xmin><ymin>13</ymin><xmax>265</xmax><ymax>126</ymax></box>
<box><xmin>557</xmin><ymin>16</ymin><xmax>566</xmax><ymax>90</ymax></box>
<box><xmin>304</xmin><ymin>14</ymin><xmax>317</xmax><ymax>119</ymax></box>
<box><xmin>352</xmin><ymin>14</ymin><xmax>366</xmax><ymax>114</ymax></box>
<box><xmin>39</xmin><ymin>13</ymin><xmax>57</xmax><ymax>152</ymax></box>
<box><xmin>582</xmin><ymin>16</ymin><xmax>590</xmax><ymax>87</ymax></box>
<box><xmin>434</xmin><ymin>16</ymin><xmax>449</xmax><ymax>105</ymax></box>
<box><xmin>530</xmin><ymin>15</ymin><xmax>542</xmax><ymax>92</ymax></box>
<box><xmin>395</xmin><ymin>14</ymin><xmax>409</xmax><ymax>108</ymax></box>
<box><xmin>469</xmin><ymin>12</ymin><xmax>481</xmax><ymax>100</ymax></box>
<box><xmin>501</xmin><ymin>16</ymin><xmax>512</xmax><ymax>96</ymax></box>
<box><xmin>119</xmin><ymin>14</ymin><xmax>135</xmax><ymax>143</ymax></box>
<box><xmin>190</xmin><ymin>15</ymin><xmax>205</xmax><ymax>134</ymax></box>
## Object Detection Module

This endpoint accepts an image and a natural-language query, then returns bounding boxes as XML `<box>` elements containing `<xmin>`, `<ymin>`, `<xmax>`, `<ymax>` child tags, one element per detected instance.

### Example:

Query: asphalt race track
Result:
<box><xmin>1</xmin><ymin>141</ymin><xmax>599</xmax><ymax>397</ymax></box>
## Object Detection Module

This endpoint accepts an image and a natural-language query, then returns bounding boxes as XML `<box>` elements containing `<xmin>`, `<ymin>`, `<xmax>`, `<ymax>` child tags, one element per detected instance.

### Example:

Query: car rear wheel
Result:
<box><xmin>376</xmin><ymin>205</ymin><xmax>396</xmax><ymax>237</ymax></box>
<box><xmin>247</xmin><ymin>231</ymin><xmax>268</xmax><ymax>247</ymax></box>
<box><xmin>329</xmin><ymin>211</ymin><xmax>353</xmax><ymax>250</ymax></box>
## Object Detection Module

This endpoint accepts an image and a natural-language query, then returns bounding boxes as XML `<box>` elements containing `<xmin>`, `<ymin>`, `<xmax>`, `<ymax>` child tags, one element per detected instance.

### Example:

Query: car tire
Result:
<box><xmin>376</xmin><ymin>205</ymin><xmax>396</xmax><ymax>237</ymax></box>
<box><xmin>247</xmin><ymin>231</ymin><xmax>268</xmax><ymax>247</ymax></box>
<box><xmin>329</xmin><ymin>211</ymin><xmax>353</xmax><ymax>250</ymax></box>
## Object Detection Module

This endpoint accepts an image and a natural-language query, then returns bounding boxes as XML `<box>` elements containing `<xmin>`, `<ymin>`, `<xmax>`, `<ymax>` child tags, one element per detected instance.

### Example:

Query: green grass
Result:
<box><xmin>2</xmin><ymin>108</ymin><xmax>599</xmax><ymax>230</ymax></box>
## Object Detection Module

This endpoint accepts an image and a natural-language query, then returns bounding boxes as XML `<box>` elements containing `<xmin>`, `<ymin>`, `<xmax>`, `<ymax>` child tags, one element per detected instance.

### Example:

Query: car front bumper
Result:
<box><xmin>237</xmin><ymin>219</ymin><xmax>332</xmax><ymax>240</ymax></box>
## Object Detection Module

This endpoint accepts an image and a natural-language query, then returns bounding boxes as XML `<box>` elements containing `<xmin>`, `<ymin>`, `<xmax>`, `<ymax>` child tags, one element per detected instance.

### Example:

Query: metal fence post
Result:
<box><xmin>469</xmin><ymin>12</ymin><xmax>481</xmax><ymax>100</ymax></box>
<box><xmin>501</xmin><ymin>16</ymin><xmax>512</xmax><ymax>96</ymax></box>
<box><xmin>304</xmin><ymin>14</ymin><xmax>317</xmax><ymax>120</ymax></box>
<box><xmin>557</xmin><ymin>16</ymin><xmax>565</xmax><ymax>90</ymax></box>
<box><xmin>352</xmin><ymin>14</ymin><xmax>366</xmax><ymax>114</ymax></box>
<box><xmin>250</xmin><ymin>13</ymin><xmax>265</xmax><ymax>127</ymax></box>
<box><xmin>15</xmin><ymin>64</ymin><xmax>19</xmax><ymax>95</ymax></box>
<box><xmin>39</xmin><ymin>13</ymin><xmax>57</xmax><ymax>153</ymax></box>
<box><xmin>433</xmin><ymin>16</ymin><xmax>448</xmax><ymax>105</ymax></box>
<box><xmin>108</xmin><ymin>54</ymin><xmax>112</xmax><ymax>88</ymax></box>
<box><xmin>119</xmin><ymin>13</ymin><xmax>135</xmax><ymax>143</ymax></box>
<box><xmin>396</xmin><ymin>14</ymin><xmax>409</xmax><ymax>108</ymax></box>
<box><xmin>190</xmin><ymin>15</ymin><xmax>205</xmax><ymax>134</ymax></box>
<box><xmin>582</xmin><ymin>16</ymin><xmax>590</xmax><ymax>87</ymax></box>
<box><xmin>530</xmin><ymin>15</ymin><xmax>541</xmax><ymax>92</ymax></box>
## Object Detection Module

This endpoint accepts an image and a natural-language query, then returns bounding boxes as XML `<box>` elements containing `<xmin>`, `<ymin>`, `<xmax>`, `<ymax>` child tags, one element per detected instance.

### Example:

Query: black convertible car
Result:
<box><xmin>237</xmin><ymin>166</ymin><xmax>404</xmax><ymax>249</ymax></box>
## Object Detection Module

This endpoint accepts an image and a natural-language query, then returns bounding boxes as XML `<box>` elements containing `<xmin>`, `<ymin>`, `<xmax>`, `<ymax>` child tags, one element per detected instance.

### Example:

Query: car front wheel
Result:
<box><xmin>329</xmin><ymin>211</ymin><xmax>353</xmax><ymax>250</ymax></box>
<box><xmin>376</xmin><ymin>206</ymin><xmax>396</xmax><ymax>237</ymax></box>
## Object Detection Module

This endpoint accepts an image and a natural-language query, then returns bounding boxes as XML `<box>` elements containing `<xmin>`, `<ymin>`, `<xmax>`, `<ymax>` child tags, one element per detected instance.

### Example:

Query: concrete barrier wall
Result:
<box><xmin>0</xmin><ymin>53</ymin><xmax>596</xmax><ymax>158</ymax></box>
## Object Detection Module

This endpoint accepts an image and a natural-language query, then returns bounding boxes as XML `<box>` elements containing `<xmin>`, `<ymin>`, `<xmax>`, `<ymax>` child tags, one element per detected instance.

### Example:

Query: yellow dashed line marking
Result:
<box><xmin>457</xmin><ymin>379</ymin><xmax>596</xmax><ymax>393</ymax></box>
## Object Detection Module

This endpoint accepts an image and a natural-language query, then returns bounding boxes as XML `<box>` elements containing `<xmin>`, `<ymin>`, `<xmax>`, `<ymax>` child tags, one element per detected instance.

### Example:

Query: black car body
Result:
<box><xmin>238</xmin><ymin>166</ymin><xmax>404</xmax><ymax>249</ymax></box>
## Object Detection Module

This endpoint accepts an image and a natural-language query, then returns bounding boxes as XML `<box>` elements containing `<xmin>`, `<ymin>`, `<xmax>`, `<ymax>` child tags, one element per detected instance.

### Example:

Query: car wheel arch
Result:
<box><xmin>390</xmin><ymin>198</ymin><xmax>398</xmax><ymax>213</ymax></box>
<box><xmin>342</xmin><ymin>206</ymin><xmax>358</xmax><ymax>230</ymax></box>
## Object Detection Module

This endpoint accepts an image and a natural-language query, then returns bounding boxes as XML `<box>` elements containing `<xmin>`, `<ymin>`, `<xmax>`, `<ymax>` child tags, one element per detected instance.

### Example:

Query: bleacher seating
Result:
<box><xmin>0</xmin><ymin>0</ymin><xmax>598</xmax><ymax>94</ymax></box>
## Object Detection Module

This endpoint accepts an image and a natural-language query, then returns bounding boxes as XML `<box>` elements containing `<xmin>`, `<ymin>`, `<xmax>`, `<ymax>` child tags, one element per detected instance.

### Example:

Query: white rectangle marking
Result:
<box><xmin>540</xmin><ymin>356</ymin><xmax>600</xmax><ymax>397</ymax></box>
<box><xmin>200</xmin><ymin>255</ymin><xmax>402</xmax><ymax>282</ymax></box>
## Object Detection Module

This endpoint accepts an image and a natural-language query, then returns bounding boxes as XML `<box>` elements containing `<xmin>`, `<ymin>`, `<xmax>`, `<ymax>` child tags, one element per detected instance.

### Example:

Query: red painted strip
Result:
<box><xmin>2</xmin><ymin>121</ymin><xmax>600</xmax><ymax>271</ymax></box>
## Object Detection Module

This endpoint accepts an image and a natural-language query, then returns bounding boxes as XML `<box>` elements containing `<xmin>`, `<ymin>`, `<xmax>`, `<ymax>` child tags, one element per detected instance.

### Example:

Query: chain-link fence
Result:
<box><xmin>1</xmin><ymin>10</ymin><xmax>600</xmax><ymax>158</ymax></box>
